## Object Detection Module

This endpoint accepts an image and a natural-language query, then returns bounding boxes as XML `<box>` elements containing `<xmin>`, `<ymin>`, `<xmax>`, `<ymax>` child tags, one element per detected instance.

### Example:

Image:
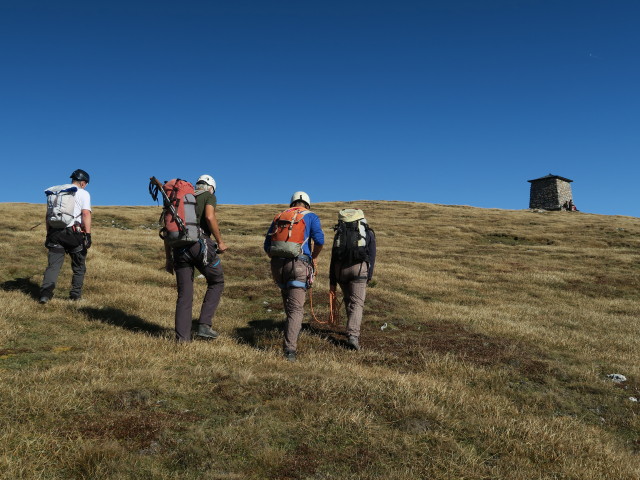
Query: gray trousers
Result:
<box><xmin>174</xmin><ymin>238</ymin><xmax>224</xmax><ymax>342</ymax></box>
<box><xmin>40</xmin><ymin>229</ymin><xmax>86</xmax><ymax>299</ymax></box>
<box><xmin>271</xmin><ymin>257</ymin><xmax>310</xmax><ymax>353</ymax></box>
<box><xmin>334</xmin><ymin>262</ymin><xmax>369</xmax><ymax>338</ymax></box>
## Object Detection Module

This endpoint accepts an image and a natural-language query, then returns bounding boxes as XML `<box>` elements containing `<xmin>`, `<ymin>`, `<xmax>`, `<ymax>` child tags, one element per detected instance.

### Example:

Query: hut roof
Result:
<box><xmin>527</xmin><ymin>173</ymin><xmax>573</xmax><ymax>183</ymax></box>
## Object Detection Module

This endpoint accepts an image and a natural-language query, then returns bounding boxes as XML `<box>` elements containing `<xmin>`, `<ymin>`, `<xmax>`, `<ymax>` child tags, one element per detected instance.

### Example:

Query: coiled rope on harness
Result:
<box><xmin>308</xmin><ymin>260</ymin><xmax>342</xmax><ymax>326</ymax></box>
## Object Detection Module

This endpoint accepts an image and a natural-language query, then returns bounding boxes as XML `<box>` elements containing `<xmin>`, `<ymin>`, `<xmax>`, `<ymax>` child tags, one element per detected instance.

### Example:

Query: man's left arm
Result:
<box><xmin>79</xmin><ymin>190</ymin><xmax>92</xmax><ymax>247</ymax></box>
<box><xmin>81</xmin><ymin>209</ymin><xmax>92</xmax><ymax>249</ymax></box>
<box><xmin>309</xmin><ymin>214</ymin><xmax>324</xmax><ymax>265</ymax></box>
<box><xmin>367</xmin><ymin>229</ymin><xmax>376</xmax><ymax>282</ymax></box>
<box><xmin>81</xmin><ymin>209</ymin><xmax>91</xmax><ymax>234</ymax></box>
<box><xmin>204</xmin><ymin>204</ymin><xmax>227</xmax><ymax>252</ymax></box>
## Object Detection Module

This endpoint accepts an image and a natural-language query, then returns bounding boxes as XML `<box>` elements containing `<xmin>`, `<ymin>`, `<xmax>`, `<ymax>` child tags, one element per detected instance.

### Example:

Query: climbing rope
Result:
<box><xmin>309</xmin><ymin>288</ymin><xmax>341</xmax><ymax>326</ymax></box>
<box><xmin>306</xmin><ymin>259</ymin><xmax>342</xmax><ymax>326</ymax></box>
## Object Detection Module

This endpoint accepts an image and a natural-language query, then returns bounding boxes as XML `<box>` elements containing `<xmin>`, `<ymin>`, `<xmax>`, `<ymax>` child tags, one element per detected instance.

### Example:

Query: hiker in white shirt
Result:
<box><xmin>39</xmin><ymin>169</ymin><xmax>92</xmax><ymax>303</ymax></box>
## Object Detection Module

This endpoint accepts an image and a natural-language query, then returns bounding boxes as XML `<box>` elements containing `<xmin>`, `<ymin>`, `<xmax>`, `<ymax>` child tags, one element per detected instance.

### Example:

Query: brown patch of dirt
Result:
<box><xmin>564</xmin><ymin>275</ymin><xmax>639</xmax><ymax>299</ymax></box>
<box><xmin>394</xmin><ymin>414</ymin><xmax>442</xmax><ymax>434</ymax></box>
<box><xmin>355</xmin><ymin>320</ymin><xmax>551</xmax><ymax>376</ymax></box>
<box><xmin>334</xmin><ymin>445</ymin><xmax>377</xmax><ymax>470</ymax></box>
<box><xmin>0</xmin><ymin>348</ymin><xmax>33</xmax><ymax>355</ymax></box>
<box><xmin>62</xmin><ymin>390</ymin><xmax>201</xmax><ymax>448</ymax></box>
<box><xmin>63</xmin><ymin>409</ymin><xmax>201</xmax><ymax>448</ymax></box>
<box><xmin>72</xmin><ymin>411</ymin><xmax>167</xmax><ymax>445</ymax></box>
<box><xmin>272</xmin><ymin>441</ymin><xmax>375</xmax><ymax>479</ymax></box>
<box><xmin>273</xmin><ymin>443</ymin><xmax>320</xmax><ymax>479</ymax></box>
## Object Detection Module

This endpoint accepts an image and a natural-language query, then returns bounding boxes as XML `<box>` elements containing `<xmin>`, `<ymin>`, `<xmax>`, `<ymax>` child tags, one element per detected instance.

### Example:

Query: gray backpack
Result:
<box><xmin>45</xmin><ymin>184</ymin><xmax>78</xmax><ymax>228</ymax></box>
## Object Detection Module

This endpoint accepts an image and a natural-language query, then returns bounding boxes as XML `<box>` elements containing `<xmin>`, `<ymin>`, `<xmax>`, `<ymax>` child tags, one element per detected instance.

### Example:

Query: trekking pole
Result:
<box><xmin>149</xmin><ymin>176</ymin><xmax>188</xmax><ymax>235</ymax></box>
<box><xmin>29</xmin><ymin>222</ymin><xmax>43</xmax><ymax>231</ymax></box>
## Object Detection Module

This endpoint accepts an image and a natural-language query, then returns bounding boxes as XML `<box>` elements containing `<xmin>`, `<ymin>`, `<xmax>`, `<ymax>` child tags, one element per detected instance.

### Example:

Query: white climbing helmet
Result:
<box><xmin>197</xmin><ymin>174</ymin><xmax>216</xmax><ymax>192</ymax></box>
<box><xmin>290</xmin><ymin>191</ymin><xmax>311</xmax><ymax>208</ymax></box>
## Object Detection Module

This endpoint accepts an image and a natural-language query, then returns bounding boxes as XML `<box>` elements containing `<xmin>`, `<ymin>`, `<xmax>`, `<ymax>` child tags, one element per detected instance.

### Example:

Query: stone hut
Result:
<box><xmin>528</xmin><ymin>174</ymin><xmax>574</xmax><ymax>210</ymax></box>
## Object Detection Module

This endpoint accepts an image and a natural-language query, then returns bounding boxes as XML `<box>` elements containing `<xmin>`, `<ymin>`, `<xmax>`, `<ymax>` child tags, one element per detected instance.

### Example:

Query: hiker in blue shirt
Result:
<box><xmin>264</xmin><ymin>191</ymin><xmax>324</xmax><ymax>361</ymax></box>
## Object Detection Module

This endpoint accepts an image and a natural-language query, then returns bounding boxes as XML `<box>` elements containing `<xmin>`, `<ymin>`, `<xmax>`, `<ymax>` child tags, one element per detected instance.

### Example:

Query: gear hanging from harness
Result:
<box><xmin>307</xmin><ymin>260</ymin><xmax>342</xmax><ymax>326</ymax></box>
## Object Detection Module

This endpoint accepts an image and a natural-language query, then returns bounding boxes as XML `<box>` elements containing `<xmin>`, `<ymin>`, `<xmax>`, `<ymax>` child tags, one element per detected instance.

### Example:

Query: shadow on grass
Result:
<box><xmin>79</xmin><ymin>307</ymin><xmax>169</xmax><ymax>337</ymax></box>
<box><xmin>306</xmin><ymin>322</ymin><xmax>351</xmax><ymax>349</ymax></box>
<box><xmin>0</xmin><ymin>277</ymin><xmax>41</xmax><ymax>300</ymax></box>
<box><xmin>234</xmin><ymin>318</ymin><xmax>285</xmax><ymax>349</ymax></box>
<box><xmin>234</xmin><ymin>318</ymin><xmax>353</xmax><ymax>351</ymax></box>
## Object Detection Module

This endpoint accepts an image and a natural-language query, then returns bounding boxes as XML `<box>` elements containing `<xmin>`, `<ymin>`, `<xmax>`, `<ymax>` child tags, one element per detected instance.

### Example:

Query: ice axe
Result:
<box><xmin>148</xmin><ymin>176</ymin><xmax>188</xmax><ymax>237</ymax></box>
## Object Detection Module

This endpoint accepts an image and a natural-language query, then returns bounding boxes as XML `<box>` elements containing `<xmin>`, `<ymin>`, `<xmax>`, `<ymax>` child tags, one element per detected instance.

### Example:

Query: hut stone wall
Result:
<box><xmin>529</xmin><ymin>177</ymin><xmax>573</xmax><ymax>210</ymax></box>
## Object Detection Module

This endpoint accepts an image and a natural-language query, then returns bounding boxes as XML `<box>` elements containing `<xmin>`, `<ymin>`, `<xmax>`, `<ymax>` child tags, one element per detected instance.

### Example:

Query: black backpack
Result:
<box><xmin>332</xmin><ymin>218</ymin><xmax>371</xmax><ymax>265</ymax></box>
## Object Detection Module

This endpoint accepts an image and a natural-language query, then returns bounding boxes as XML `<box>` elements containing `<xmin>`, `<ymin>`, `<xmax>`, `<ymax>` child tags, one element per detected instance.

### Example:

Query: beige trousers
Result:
<box><xmin>271</xmin><ymin>257</ymin><xmax>310</xmax><ymax>353</ymax></box>
<box><xmin>334</xmin><ymin>262</ymin><xmax>369</xmax><ymax>338</ymax></box>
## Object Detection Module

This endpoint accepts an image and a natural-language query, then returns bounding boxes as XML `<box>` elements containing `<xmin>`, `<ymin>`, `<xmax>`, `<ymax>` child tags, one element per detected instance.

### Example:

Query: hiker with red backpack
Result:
<box><xmin>264</xmin><ymin>191</ymin><xmax>325</xmax><ymax>361</ymax></box>
<box><xmin>151</xmin><ymin>174</ymin><xmax>227</xmax><ymax>342</ymax></box>
<box><xmin>39</xmin><ymin>169</ymin><xmax>92</xmax><ymax>304</ymax></box>
<box><xmin>329</xmin><ymin>208</ymin><xmax>376</xmax><ymax>351</ymax></box>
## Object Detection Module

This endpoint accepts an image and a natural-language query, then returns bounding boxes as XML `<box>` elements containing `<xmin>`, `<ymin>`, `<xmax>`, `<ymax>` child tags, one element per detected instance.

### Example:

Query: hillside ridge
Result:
<box><xmin>1</xmin><ymin>202</ymin><xmax>639</xmax><ymax>479</ymax></box>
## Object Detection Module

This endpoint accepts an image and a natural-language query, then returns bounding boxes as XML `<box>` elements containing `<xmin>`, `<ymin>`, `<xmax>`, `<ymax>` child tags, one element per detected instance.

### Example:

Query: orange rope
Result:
<box><xmin>329</xmin><ymin>290</ymin><xmax>341</xmax><ymax>325</ymax></box>
<box><xmin>307</xmin><ymin>259</ymin><xmax>342</xmax><ymax>326</ymax></box>
<box><xmin>309</xmin><ymin>288</ymin><xmax>341</xmax><ymax>326</ymax></box>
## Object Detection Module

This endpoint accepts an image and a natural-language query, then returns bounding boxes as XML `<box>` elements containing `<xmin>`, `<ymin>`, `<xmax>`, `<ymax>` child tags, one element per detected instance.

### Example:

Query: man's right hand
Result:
<box><xmin>216</xmin><ymin>241</ymin><xmax>228</xmax><ymax>253</ymax></box>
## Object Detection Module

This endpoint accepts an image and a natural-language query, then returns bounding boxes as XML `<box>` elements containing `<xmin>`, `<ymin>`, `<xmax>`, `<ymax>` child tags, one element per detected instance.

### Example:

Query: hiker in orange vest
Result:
<box><xmin>264</xmin><ymin>191</ymin><xmax>325</xmax><ymax>361</ymax></box>
<box><xmin>329</xmin><ymin>208</ymin><xmax>376</xmax><ymax>351</ymax></box>
<box><xmin>164</xmin><ymin>174</ymin><xmax>228</xmax><ymax>342</ymax></box>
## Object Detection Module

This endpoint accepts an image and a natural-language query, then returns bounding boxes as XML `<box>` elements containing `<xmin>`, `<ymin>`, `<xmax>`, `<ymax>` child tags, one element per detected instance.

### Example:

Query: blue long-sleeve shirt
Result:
<box><xmin>264</xmin><ymin>210</ymin><xmax>324</xmax><ymax>257</ymax></box>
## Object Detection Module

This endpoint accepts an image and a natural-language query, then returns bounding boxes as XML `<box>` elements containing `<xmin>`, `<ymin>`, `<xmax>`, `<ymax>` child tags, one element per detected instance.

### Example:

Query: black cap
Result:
<box><xmin>70</xmin><ymin>169</ymin><xmax>90</xmax><ymax>183</ymax></box>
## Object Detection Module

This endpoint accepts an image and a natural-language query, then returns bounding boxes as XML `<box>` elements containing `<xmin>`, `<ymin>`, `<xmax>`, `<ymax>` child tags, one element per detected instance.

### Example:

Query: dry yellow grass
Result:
<box><xmin>1</xmin><ymin>201</ymin><xmax>639</xmax><ymax>479</ymax></box>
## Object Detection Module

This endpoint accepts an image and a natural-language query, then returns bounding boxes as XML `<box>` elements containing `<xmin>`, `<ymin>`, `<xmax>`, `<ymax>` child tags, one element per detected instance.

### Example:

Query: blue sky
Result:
<box><xmin>1</xmin><ymin>0</ymin><xmax>638</xmax><ymax>217</ymax></box>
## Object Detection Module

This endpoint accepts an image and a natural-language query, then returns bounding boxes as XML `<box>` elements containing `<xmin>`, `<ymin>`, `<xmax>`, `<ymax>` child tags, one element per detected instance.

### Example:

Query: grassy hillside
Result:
<box><xmin>1</xmin><ymin>201</ymin><xmax>639</xmax><ymax>479</ymax></box>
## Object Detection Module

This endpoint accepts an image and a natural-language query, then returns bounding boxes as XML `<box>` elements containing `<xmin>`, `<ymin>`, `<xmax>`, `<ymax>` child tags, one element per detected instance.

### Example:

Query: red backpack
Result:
<box><xmin>269</xmin><ymin>207</ymin><xmax>310</xmax><ymax>258</ymax></box>
<box><xmin>157</xmin><ymin>179</ymin><xmax>201</xmax><ymax>247</ymax></box>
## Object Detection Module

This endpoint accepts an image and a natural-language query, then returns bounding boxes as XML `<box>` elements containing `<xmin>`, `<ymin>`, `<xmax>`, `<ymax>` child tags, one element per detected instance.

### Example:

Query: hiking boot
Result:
<box><xmin>284</xmin><ymin>350</ymin><xmax>297</xmax><ymax>362</ymax></box>
<box><xmin>39</xmin><ymin>296</ymin><xmax>50</xmax><ymax>304</ymax></box>
<box><xmin>347</xmin><ymin>335</ymin><xmax>360</xmax><ymax>351</ymax></box>
<box><xmin>194</xmin><ymin>324</ymin><xmax>219</xmax><ymax>340</ymax></box>
<box><xmin>69</xmin><ymin>295</ymin><xmax>82</xmax><ymax>301</ymax></box>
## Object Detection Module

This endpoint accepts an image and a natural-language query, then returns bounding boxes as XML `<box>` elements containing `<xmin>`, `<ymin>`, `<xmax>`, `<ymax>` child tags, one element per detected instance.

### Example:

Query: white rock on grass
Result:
<box><xmin>606</xmin><ymin>374</ymin><xmax>627</xmax><ymax>383</ymax></box>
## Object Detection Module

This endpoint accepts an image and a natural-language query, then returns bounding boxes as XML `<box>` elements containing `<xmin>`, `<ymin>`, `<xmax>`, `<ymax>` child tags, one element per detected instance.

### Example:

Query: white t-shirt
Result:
<box><xmin>72</xmin><ymin>188</ymin><xmax>92</xmax><ymax>225</ymax></box>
